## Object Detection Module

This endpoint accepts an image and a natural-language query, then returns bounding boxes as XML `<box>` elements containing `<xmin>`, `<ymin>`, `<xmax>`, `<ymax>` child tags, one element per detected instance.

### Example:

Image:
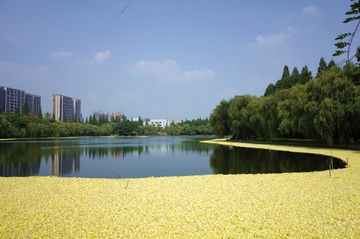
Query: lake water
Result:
<box><xmin>0</xmin><ymin>136</ymin><xmax>345</xmax><ymax>178</ymax></box>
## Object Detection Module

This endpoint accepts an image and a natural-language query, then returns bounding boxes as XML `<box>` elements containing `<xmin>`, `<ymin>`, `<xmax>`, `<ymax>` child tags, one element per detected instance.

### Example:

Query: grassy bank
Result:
<box><xmin>1</xmin><ymin>139</ymin><xmax>359</xmax><ymax>238</ymax></box>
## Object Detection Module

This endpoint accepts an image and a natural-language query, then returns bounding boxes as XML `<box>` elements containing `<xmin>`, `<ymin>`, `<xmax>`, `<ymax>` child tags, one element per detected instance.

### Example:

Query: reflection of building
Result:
<box><xmin>50</xmin><ymin>152</ymin><xmax>80</xmax><ymax>176</ymax></box>
<box><xmin>0</xmin><ymin>86</ymin><xmax>41</xmax><ymax>115</ymax></box>
<box><xmin>52</xmin><ymin>94</ymin><xmax>81</xmax><ymax>122</ymax></box>
<box><xmin>0</xmin><ymin>161</ymin><xmax>40</xmax><ymax>177</ymax></box>
<box><xmin>112</xmin><ymin>151</ymin><xmax>122</xmax><ymax>159</ymax></box>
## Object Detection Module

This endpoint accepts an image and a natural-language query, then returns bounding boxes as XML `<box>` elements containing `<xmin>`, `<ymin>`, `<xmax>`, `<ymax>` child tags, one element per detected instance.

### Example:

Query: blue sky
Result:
<box><xmin>0</xmin><ymin>0</ymin><xmax>355</xmax><ymax>121</ymax></box>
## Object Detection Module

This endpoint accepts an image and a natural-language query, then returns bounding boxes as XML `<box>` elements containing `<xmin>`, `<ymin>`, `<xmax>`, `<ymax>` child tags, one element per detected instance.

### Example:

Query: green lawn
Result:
<box><xmin>0</xmin><ymin>139</ymin><xmax>359</xmax><ymax>238</ymax></box>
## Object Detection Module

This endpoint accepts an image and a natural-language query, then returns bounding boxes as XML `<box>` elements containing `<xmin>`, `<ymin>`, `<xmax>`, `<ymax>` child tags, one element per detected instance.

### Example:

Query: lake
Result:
<box><xmin>0</xmin><ymin>136</ymin><xmax>345</xmax><ymax>178</ymax></box>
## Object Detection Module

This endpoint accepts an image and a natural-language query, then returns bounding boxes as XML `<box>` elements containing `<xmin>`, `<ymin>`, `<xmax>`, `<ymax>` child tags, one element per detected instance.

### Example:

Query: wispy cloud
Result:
<box><xmin>91</xmin><ymin>51</ymin><xmax>111</xmax><ymax>64</ymax></box>
<box><xmin>124</xmin><ymin>60</ymin><xmax>215</xmax><ymax>82</ymax></box>
<box><xmin>303</xmin><ymin>5</ymin><xmax>320</xmax><ymax>17</ymax></box>
<box><xmin>256</xmin><ymin>27</ymin><xmax>296</xmax><ymax>47</ymax></box>
<box><xmin>0</xmin><ymin>61</ymin><xmax>56</xmax><ymax>84</ymax></box>
<box><xmin>49</xmin><ymin>51</ymin><xmax>74</xmax><ymax>59</ymax></box>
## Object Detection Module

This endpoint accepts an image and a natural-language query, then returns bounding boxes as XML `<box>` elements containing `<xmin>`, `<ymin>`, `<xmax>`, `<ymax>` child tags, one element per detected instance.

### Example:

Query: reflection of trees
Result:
<box><xmin>0</xmin><ymin>142</ymin><xmax>42</xmax><ymax>176</ymax></box>
<box><xmin>0</xmin><ymin>138</ymin><xmax>216</xmax><ymax>177</ymax></box>
<box><xmin>210</xmin><ymin>145</ymin><xmax>345</xmax><ymax>174</ymax></box>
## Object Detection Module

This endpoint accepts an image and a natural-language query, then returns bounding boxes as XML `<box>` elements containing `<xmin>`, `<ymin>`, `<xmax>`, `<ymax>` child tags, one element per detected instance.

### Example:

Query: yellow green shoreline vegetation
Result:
<box><xmin>1</xmin><ymin>139</ymin><xmax>359</xmax><ymax>238</ymax></box>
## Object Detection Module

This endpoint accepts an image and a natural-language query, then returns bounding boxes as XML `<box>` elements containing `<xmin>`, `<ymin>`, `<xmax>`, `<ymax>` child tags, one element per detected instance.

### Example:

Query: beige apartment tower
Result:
<box><xmin>52</xmin><ymin>94</ymin><xmax>81</xmax><ymax>122</ymax></box>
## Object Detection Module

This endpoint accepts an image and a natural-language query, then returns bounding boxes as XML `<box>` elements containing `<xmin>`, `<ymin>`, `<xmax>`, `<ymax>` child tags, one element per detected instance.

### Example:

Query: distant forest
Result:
<box><xmin>209</xmin><ymin>59</ymin><xmax>360</xmax><ymax>146</ymax></box>
<box><xmin>0</xmin><ymin>109</ymin><xmax>213</xmax><ymax>138</ymax></box>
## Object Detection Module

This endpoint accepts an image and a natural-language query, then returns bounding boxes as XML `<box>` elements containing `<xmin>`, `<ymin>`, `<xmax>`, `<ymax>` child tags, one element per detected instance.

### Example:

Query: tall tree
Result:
<box><xmin>264</xmin><ymin>83</ymin><xmax>276</xmax><ymax>97</ymax></box>
<box><xmin>209</xmin><ymin>100</ymin><xmax>231</xmax><ymax>138</ymax></box>
<box><xmin>328</xmin><ymin>59</ymin><xmax>336</xmax><ymax>69</ymax></box>
<box><xmin>290</xmin><ymin>67</ymin><xmax>300</xmax><ymax>85</ymax></box>
<box><xmin>38</xmin><ymin>107</ymin><xmax>43</xmax><ymax>119</ymax></box>
<box><xmin>22</xmin><ymin>100</ymin><xmax>29</xmax><ymax>116</ymax></box>
<box><xmin>299</xmin><ymin>65</ymin><xmax>313</xmax><ymax>85</ymax></box>
<box><xmin>275</xmin><ymin>65</ymin><xmax>292</xmax><ymax>91</ymax></box>
<box><xmin>282</xmin><ymin>65</ymin><xmax>290</xmax><ymax>79</ymax></box>
<box><xmin>227</xmin><ymin>95</ymin><xmax>255</xmax><ymax>139</ymax></box>
<box><xmin>0</xmin><ymin>106</ymin><xmax>2</xmax><ymax>114</ymax></box>
<box><xmin>138</xmin><ymin>116</ymin><xmax>144</xmax><ymax>127</ymax></box>
<box><xmin>63</xmin><ymin>112</ymin><xmax>67</xmax><ymax>122</ymax></box>
<box><xmin>316</xmin><ymin>57</ymin><xmax>328</xmax><ymax>78</ymax></box>
<box><xmin>73</xmin><ymin>113</ymin><xmax>78</xmax><ymax>123</ymax></box>
<box><xmin>14</xmin><ymin>107</ymin><xmax>20</xmax><ymax>116</ymax></box>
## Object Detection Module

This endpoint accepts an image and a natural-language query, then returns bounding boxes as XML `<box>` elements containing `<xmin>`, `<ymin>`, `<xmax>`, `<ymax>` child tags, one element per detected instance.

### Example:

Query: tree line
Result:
<box><xmin>0</xmin><ymin>107</ymin><xmax>213</xmax><ymax>138</ymax></box>
<box><xmin>209</xmin><ymin>59</ymin><xmax>360</xmax><ymax>146</ymax></box>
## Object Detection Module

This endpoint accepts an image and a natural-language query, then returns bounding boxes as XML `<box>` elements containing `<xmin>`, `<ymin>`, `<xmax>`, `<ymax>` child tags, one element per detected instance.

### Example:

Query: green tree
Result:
<box><xmin>138</xmin><ymin>116</ymin><xmax>143</xmax><ymax>127</ymax></box>
<box><xmin>227</xmin><ymin>95</ymin><xmax>255</xmax><ymax>139</ymax></box>
<box><xmin>328</xmin><ymin>59</ymin><xmax>336</xmax><ymax>69</ymax></box>
<box><xmin>0</xmin><ymin>106</ymin><xmax>2</xmax><ymax>114</ymax></box>
<box><xmin>290</xmin><ymin>67</ymin><xmax>300</xmax><ymax>85</ymax></box>
<box><xmin>38</xmin><ymin>107</ymin><xmax>43</xmax><ymax>119</ymax></box>
<box><xmin>22</xmin><ymin>100</ymin><xmax>29</xmax><ymax>116</ymax></box>
<box><xmin>63</xmin><ymin>113</ymin><xmax>67</xmax><ymax>122</ymax></box>
<box><xmin>306</xmin><ymin>66</ymin><xmax>360</xmax><ymax>146</ymax></box>
<box><xmin>299</xmin><ymin>65</ymin><xmax>313</xmax><ymax>85</ymax></box>
<box><xmin>333</xmin><ymin>0</ymin><xmax>360</xmax><ymax>63</ymax></box>
<box><xmin>275</xmin><ymin>65</ymin><xmax>292</xmax><ymax>91</ymax></box>
<box><xmin>316</xmin><ymin>57</ymin><xmax>328</xmax><ymax>78</ymax></box>
<box><xmin>264</xmin><ymin>83</ymin><xmax>276</xmax><ymax>97</ymax></box>
<box><xmin>73</xmin><ymin>113</ymin><xmax>78</xmax><ymax>123</ymax></box>
<box><xmin>14</xmin><ymin>107</ymin><xmax>20</xmax><ymax>116</ymax></box>
<box><xmin>209</xmin><ymin>100</ymin><xmax>231</xmax><ymax>138</ymax></box>
<box><xmin>51</xmin><ymin>113</ymin><xmax>56</xmax><ymax>123</ymax></box>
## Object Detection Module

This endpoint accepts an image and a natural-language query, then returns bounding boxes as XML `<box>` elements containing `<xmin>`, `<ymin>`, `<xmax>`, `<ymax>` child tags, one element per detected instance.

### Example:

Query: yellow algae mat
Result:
<box><xmin>0</xmin><ymin>139</ymin><xmax>359</xmax><ymax>238</ymax></box>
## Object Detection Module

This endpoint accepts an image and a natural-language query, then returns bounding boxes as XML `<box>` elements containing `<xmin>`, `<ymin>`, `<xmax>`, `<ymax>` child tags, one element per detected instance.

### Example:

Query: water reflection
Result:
<box><xmin>210</xmin><ymin>145</ymin><xmax>345</xmax><ymax>174</ymax></box>
<box><xmin>50</xmin><ymin>152</ymin><xmax>80</xmax><ymax>176</ymax></box>
<box><xmin>0</xmin><ymin>137</ymin><xmax>346</xmax><ymax>178</ymax></box>
<box><xmin>0</xmin><ymin>137</ymin><xmax>215</xmax><ymax>177</ymax></box>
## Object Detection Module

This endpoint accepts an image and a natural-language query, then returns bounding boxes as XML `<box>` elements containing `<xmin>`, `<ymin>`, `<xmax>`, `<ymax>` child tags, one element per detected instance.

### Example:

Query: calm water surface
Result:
<box><xmin>0</xmin><ymin>136</ymin><xmax>345</xmax><ymax>178</ymax></box>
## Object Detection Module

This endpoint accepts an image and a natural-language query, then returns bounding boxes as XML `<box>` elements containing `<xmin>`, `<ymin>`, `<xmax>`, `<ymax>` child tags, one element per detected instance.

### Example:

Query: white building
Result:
<box><xmin>143</xmin><ymin>118</ymin><xmax>170</xmax><ymax>128</ymax></box>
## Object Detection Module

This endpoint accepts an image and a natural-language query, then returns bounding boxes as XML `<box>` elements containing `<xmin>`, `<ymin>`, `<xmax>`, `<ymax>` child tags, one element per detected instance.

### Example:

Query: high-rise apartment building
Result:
<box><xmin>0</xmin><ymin>86</ymin><xmax>41</xmax><ymax>115</ymax></box>
<box><xmin>73</xmin><ymin>98</ymin><xmax>81</xmax><ymax>121</ymax></box>
<box><xmin>52</xmin><ymin>94</ymin><xmax>81</xmax><ymax>122</ymax></box>
<box><xmin>25</xmin><ymin>93</ymin><xmax>41</xmax><ymax>116</ymax></box>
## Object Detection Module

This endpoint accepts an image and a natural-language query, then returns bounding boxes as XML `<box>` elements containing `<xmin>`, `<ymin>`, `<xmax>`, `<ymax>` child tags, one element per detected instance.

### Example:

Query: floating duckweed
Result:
<box><xmin>0</xmin><ymin>139</ymin><xmax>359</xmax><ymax>238</ymax></box>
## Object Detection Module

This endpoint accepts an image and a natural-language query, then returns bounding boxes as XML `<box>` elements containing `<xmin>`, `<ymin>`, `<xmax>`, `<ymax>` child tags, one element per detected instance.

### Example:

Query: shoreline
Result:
<box><xmin>1</xmin><ymin>138</ymin><xmax>360</xmax><ymax>237</ymax></box>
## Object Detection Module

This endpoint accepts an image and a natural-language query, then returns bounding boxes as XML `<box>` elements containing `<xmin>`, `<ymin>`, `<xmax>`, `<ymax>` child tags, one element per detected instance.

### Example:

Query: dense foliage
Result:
<box><xmin>210</xmin><ymin>61</ymin><xmax>360</xmax><ymax>146</ymax></box>
<box><xmin>0</xmin><ymin>112</ymin><xmax>213</xmax><ymax>138</ymax></box>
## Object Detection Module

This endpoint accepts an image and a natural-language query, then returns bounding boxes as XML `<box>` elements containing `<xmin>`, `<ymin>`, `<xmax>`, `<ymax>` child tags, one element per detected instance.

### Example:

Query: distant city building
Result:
<box><xmin>0</xmin><ymin>86</ymin><xmax>41</xmax><ymax>115</ymax></box>
<box><xmin>173</xmin><ymin>121</ymin><xmax>181</xmax><ymax>125</ymax></box>
<box><xmin>143</xmin><ymin>118</ymin><xmax>170</xmax><ymax>128</ymax></box>
<box><xmin>52</xmin><ymin>94</ymin><xmax>81</xmax><ymax>122</ymax></box>
<box><xmin>25</xmin><ymin>93</ymin><xmax>41</xmax><ymax>116</ymax></box>
<box><xmin>112</xmin><ymin>111</ymin><xmax>123</xmax><ymax>121</ymax></box>
<box><xmin>73</xmin><ymin>98</ymin><xmax>81</xmax><ymax>121</ymax></box>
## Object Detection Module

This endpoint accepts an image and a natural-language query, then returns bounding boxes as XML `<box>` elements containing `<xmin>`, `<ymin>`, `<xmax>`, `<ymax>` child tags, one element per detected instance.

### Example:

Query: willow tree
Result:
<box><xmin>308</xmin><ymin>66</ymin><xmax>360</xmax><ymax>145</ymax></box>
<box><xmin>209</xmin><ymin>100</ymin><xmax>231</xmax><ymax>138</ymax></box>
<box><xmin>227</xmin><ymin>94</ymin><xmax>255</xmax><ymax>139</ymax></box>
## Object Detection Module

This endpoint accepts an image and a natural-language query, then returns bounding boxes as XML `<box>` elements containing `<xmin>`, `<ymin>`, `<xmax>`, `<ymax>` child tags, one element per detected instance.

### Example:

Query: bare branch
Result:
<box><xmin>115</xmin><ymin>0</ymin><xmax>132</xmax><ymax>17</ymax></box>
